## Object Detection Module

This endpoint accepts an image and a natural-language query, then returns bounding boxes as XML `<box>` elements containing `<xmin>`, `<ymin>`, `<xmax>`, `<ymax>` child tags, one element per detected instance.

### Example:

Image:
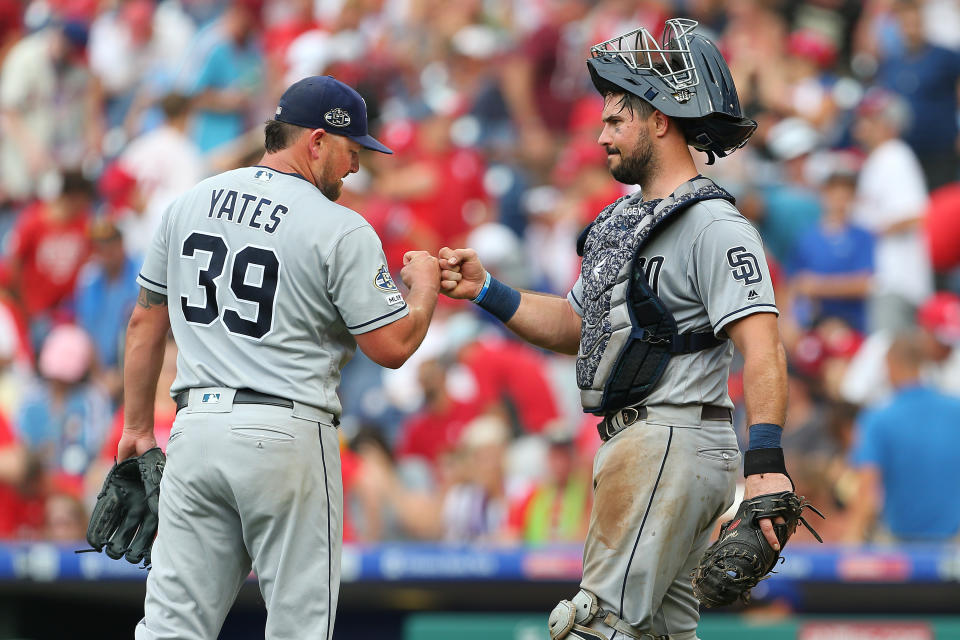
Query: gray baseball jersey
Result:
<box><xmin>567</xmin><ymin>195</ymin><xmax>776</xmax><ymax>410</ymax></box>
<box><xmin>137</xmin><ymin>166</ymin><xmax>408</xmax><ymax>416</ymax></box>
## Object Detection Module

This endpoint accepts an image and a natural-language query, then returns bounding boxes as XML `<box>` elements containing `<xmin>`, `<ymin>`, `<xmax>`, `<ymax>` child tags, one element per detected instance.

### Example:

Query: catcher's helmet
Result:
<box><xmin>587</xmin><ymin>19</ymin><xmax>756</xmax><ymax>163</ymax></box>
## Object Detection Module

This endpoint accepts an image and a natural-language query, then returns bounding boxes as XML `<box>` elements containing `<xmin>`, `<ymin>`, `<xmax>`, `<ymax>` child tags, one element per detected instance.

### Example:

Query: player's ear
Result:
<box><xmin>652</xmin><ymin>110</ymin><xmax>670</xmax><ymax>138</ymax></box>
<box><xmin>308</xmin><ymin>128</ymin><xmax>326</xmax><ymax>159</ymax></box>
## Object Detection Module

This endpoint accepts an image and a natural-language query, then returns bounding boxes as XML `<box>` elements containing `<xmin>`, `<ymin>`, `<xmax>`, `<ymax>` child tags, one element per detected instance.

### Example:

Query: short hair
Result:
<box><xmin>887</xmin><ymin>332</ymin><xmax>926</xmax><ymax>369</ymax></box>
<box><xmin>263</xmin><ymin>120</ymin><xmax>307</xmax><ymax>153</ymax></box>
<box><xmin>160</xmin><ymin>93</ymin><xmax>192</xmax><ymax>121</ymax></box>
<box><xmin>60</xmin><ymin>169</ymin><xmax>95</xmax><ymax>198</ymax></box>
<box><xmin>605</xmin><ymin>91</ymin><xmax>657</xmax><ymax>121</ymax></box>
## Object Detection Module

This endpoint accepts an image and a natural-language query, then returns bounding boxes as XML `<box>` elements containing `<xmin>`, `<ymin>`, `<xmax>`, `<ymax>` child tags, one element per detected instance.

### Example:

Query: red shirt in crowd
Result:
<box><xmin>395</xmin><ymin>399</ymin><xmax>479</xmax><ymax>464</ymax></box>
<box><xmin>0</xmin><ymin>413</ymin><xmax>44</xmax><ymax>539</ymax></box>
<box><xmin>460</xmin><ymin>339</ymin><xmax>561</xmax><ymax>433</ymax></box>
<box><xmin>5</xmin><ymin>202</ymin><xmax>91</xmax><ymax>317</ymax></box>
<box><xmin>406</xmin><ymin>147</ymin><xmax>488</xmax><ymax>250</ymax></box>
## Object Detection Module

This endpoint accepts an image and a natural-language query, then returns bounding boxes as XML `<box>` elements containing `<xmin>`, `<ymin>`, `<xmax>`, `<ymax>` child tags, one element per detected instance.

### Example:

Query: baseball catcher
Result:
<box><xmin>81</xmin><ymin>447</ymin><xmax>165</xmax><ymax>566</ymax></box>
<box><xmin>692</xmin><ymin>490</ymin><xmax>824</xmax><ymax>607</ymax></box>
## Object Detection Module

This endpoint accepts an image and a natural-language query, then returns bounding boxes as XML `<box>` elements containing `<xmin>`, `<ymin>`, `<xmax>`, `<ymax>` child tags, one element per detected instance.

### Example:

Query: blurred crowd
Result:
<box><xmin>0</xmin><ymin>0</ymin><xmax>959</xmax><ymax>548</ymax></box>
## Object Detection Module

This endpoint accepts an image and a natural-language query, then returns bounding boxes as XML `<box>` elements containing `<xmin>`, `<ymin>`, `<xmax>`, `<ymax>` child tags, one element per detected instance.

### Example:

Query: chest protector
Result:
<box><xmin>577</xmin><ymin>176</ymin><xmax>734</xmax><ymax>414</ymax></box>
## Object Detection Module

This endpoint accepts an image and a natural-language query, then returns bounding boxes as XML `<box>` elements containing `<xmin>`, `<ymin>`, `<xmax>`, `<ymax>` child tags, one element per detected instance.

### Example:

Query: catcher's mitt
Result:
<box><xmin>691</xmin><ymin>491</ymin><xmax>823</xmax><ymax>608</ymax></box>
<box><xmin>82</xmin><ymin>447</ymin><xmax>165</xmax><ymax>567</ymax></box>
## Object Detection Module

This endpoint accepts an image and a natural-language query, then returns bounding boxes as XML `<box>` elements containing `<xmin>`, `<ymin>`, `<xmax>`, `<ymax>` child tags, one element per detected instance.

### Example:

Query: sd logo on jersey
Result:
<box><xmin>374</xmin><ymin>265</ymin><xmax>398</xmax><ymax>292</ymax></box>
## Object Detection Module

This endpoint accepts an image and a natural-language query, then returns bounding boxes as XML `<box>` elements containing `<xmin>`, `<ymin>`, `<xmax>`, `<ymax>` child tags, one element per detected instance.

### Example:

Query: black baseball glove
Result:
<box><xmin>691</xmin><ymin>491</ymin><xmax>824</xmax><ymax>608</ymax></box>
<box><xmin>82</xmin><ymin>447</ymin><xmax>165</xmax><ymax>567</ymax></box>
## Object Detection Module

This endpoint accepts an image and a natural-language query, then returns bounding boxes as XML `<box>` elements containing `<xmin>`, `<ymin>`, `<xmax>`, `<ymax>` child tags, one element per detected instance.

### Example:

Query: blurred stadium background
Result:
<box><xmin>0</xmin><ymin>0</ymin><xmax>959</xmax><ymax>638</ymax></box>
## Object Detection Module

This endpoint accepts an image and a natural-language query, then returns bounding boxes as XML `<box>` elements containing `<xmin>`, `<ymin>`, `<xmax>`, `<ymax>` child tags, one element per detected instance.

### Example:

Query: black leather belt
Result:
<box><xmin>598</xmin><ymin>404</ymin><xmax>732</xmax><ymax>442</ymax></box>
<box><xmin>175</xmin><ymin>389</ymin><xmax>294</xmax><ymax>413</ymax></box>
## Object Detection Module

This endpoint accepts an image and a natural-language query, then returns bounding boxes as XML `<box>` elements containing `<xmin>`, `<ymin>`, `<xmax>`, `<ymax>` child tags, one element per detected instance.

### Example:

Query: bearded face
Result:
<box><xmin>608</xmin><ymin>126</ymin><xmax>658</xmax><ymax>186</ymax></box>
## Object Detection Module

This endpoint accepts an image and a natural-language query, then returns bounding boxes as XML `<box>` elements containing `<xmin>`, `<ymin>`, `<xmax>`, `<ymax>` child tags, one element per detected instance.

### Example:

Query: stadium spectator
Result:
<box><xmin>186</xmin><ymin>1</ymin><xmax>264</xmax><ymax>153</ymax></box>
<box><xmin>458</xmin><ymin>336</ymin><xmax>562</xmax><ymax>434</ymax></box>
<box><xmin>442</xmin><ymin>415</ymin><xmax>509</xmax><ymax>543</ymax></box>
<box><xmin>395</xmin><ymin>357</ymin><xmax>479</xmax><ymax>468</ymax></box>
<box><xmin>43</xmin><ymin>486</ymin><xmax>86</xmax><ymax>542</ymax></box>
<box><xmin>786</xmin><ymin>165</ymin><xmax>874</xmax><ymax>333</ymax></box>
<box><xmin>504</xmin><ymin>430</ymin><xmax>591</xmax><ymax>544</ymax></box>
<box><xmin>842</xmin><ymin>291</ymin><xmax>960</xmax><ymax>407</ymax></box>
<box><xmin>73</xmin><ymin>218</ymin><xmax>140</xmax><ymax>400</ymax></box>
<box><xmin>118</xmin><ymin>92</ymin><xmax>206</xmax><ymax>255</ymax></box>
<box><xmin>87</xmin><ymin>0</ymin><xmax>157</xmax><ymax>128</ymax></box>
<box><xmin>499</xmin><ymin>0</ymin><xmax>593</xmax><ymax>171</ymax></box>
<box><xmin>847</xmin><ymin>333</ymin><xmax>960</xmax><ymax>542</ymax></box>
<box><xmin>756</xmin><ymin>117</ymin><xmax>822</xmax><ymax>264</ymax></box>
<box><xmin>916</xmin><ymin>292</ymin><xmax>960</xmax><ymax>396</ymax></box>
<box><xmin>2</xmin><ymin>170</ymin><xmax>94</xmax><ymax>351</ymax></box>
<box><xmin>0</xmin><ymin>410</ymin><xmax>43</xmax><ymax>539</ymax></box>
<box><xmin>15</xmin><ymin>325</ymin><xmax>111</xmax><ymax>495</ymax></box>
<box><xmin>0</xmin><ymin>20</ymin><xmax>100</xmax><ymax>202</ymax></box>
<box><xmin>878</xmin><ymin>0</ymin><xmax>960</xmax><ymax>191</ymax></box>
<box><xmin>851</xmin><ymin>89</ymin><xmax>932</xmax><ymax>333</ymax></box>
<box><xmin>0</xmin><ymin>296</ymin><xmax>29</xmax><ymax>417</ymax></box>
<box><xmin>85</xmin><ymin>337</ymin><xmax>177</xmax><ymax>503</ymax></box>
<box><xmin>347</xmin><ymin>427</ymin><xmax>440</xmax><ymax>542</ymax></box>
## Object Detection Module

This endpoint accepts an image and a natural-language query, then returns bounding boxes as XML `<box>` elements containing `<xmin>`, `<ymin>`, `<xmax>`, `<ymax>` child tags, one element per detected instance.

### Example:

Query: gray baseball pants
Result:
<box><xmin>135</xmin><ymin>388</ymin><xmax>342</xmax><ymax>640</ymax></box>
<box><xmin>580</xmin><ymin>405</ymin><xmax>739</xmax><ymax>639</ymax></box>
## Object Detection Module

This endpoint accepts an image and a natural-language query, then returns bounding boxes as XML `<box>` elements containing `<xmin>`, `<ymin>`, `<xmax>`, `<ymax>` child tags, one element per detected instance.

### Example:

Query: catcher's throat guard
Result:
<box><xmin>587</xmin><ymin>19</ymin><xmax>757</xmax><ymax>163</ymax></box>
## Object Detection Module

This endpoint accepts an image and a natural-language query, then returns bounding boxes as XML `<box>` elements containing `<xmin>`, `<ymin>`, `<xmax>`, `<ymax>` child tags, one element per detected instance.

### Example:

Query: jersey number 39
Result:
<box><xmin>180</xmin><ymin>231</ymin><xmax>280</xmax><ymax>340</ymax></box>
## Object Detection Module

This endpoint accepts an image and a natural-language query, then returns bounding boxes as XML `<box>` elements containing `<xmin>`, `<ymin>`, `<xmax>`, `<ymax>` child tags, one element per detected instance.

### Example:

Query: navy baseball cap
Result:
<box><xmin>274</xmin><ymin>76</ymin><xmax>393</xmax><ymax>154</ymax></box>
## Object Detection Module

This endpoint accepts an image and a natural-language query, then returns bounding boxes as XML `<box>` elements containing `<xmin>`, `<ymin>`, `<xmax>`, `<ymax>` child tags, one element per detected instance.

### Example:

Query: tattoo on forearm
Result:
<box><xmin>137</xmin><ymin>287</ymin><xmax>168</xmax><ymax>309</ymax></box>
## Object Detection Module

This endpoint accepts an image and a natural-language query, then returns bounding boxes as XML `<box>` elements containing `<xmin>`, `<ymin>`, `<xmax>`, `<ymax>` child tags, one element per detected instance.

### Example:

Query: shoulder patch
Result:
<box><xmin>726</xmin><ymin>246</ymin><xmax>762</xmax><ymax>286</ymax></box>
<box><xmin>374</xmin><ymin>265</ymin><xmax>399</xmax><ymax>292</ymax></box>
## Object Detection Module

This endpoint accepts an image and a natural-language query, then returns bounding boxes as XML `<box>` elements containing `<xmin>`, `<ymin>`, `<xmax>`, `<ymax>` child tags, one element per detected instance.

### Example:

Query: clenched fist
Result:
<box><xmin>438</xmin><ymin>247</ymin><xmax>486</xmax><ymax>300</ymax></box>
<box><xmin>401</xmin><ymin>251</ymin><xmax>441</xmax><ymax>293</ymax></box>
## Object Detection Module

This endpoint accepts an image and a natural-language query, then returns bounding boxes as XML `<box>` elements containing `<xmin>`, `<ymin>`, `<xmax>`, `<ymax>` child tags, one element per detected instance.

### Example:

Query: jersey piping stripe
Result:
<box><xmin>345</xmin><ymin>304</ymin><xmax>408</xmax><ymax>330</ymax></box>
<box><xmin>712</xmin><ymin>303</ymin><xmax>778</xmax><ymax>330</ymax></box>
<box><xmin>613</xmin><ymin>426</ymin><xmax>673</xmax><ymax>639</ymax></box>
<box><xmin>318</xmin><ymin>427</ymin><xmax>333</xmax><ymax>640</ymax></box>
<box><xmin>138</xmin><ymin>273</ymin><xmax>167</xmax><ymax>290</ymax></box>
<box><xmin>569</xmin><ymin>289</ymin><xmax>583</xmax><ymax>309</ymax></box>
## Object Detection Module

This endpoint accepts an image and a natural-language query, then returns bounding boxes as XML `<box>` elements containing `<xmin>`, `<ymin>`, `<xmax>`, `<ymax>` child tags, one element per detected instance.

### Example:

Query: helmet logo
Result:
<box><xmin>673</xmin><ymin>89</ymin><xmax>692</xmax><ymax>103</ymax></box>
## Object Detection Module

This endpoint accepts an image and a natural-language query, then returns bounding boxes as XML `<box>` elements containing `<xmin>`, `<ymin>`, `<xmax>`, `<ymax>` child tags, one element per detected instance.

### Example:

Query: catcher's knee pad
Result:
<box><xmin>548</xmin><ymin>589</ymin><xmax>673</xmax><ymax>640</ymax></box>
<box><xmin>548</xmin><ymin>590</ymin><xmax>608</xmax><ymax>640</ymax></box>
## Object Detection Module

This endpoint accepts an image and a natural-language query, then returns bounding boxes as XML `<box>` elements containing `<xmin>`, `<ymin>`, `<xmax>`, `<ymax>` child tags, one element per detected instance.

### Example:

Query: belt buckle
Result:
<box><xmin>620</xmin><ymin>406</ymin><xmax>640</xmax><ymax>426</ymax></box>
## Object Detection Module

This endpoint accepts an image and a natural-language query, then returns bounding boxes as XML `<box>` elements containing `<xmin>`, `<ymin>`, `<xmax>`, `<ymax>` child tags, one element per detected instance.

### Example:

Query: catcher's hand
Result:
<box><xmin>82</xmin><ymin>447</ymin><xmax>165</xmax><ymax>566</ymax></box>
<box><xmin>691</xmin><ymin>491</ymin><xmax>824</xmax><ymax>608</ymax></box>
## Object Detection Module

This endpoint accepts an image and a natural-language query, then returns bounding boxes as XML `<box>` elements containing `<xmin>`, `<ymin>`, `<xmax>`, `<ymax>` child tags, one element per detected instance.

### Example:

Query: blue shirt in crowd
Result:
<box><xmin>789</xmin><ymin>223</ymin><xmax>875</xmax><ymax>332</ymax></box>
<box><xmin>74</xmin><ymin>256</ymin><xmax>140</xmax><ymax>367</ymax></box>
<box><xmin>760</xmin><ymin>184</ymin><xmax>822</xmax><ymax>264</ymax></box>
<box><xmin>879</xmin><ymin>44</ymin><xmax>960</xmax><ymax>155</ymax></box>
<box><xmin>851</xmin><ymin>385</ymin><xmax>960</xmax><ymax>541</ymax></box>
<box><xmin>16</xmin><ymin>383</ymin><xmax>112</xmax><ymax>478</ymax></box>
<box><xmin>190</xmin><ymin>38</ymin><xmax>261</xmax><ymax>152</ymax></box>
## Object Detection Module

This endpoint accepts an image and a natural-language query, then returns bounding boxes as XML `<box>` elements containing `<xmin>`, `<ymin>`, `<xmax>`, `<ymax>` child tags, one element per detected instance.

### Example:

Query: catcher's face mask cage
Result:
<box><xmin>590</xmin><ymin>18</ymin><xmax>699</xmax><ymax>102</ymax></box>
<box><xmin>587</xmin><ymin>18</ymin><xmax>757</xmax><ymax>163</ymax></box>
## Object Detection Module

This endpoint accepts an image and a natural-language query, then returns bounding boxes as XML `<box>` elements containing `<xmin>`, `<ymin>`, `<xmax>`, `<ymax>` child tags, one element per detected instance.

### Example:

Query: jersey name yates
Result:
<box><xmin>208</xmin><ymin>189</ymin><xmax>288</xmax><ymax>234</ymax></box>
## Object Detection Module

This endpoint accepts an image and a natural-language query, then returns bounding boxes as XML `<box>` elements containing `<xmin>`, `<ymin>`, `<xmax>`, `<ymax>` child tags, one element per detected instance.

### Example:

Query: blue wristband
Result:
<box><xmin>473</xmin><ymin>274</ymin><xmax>521</xmax><ymax>323</ymax></box>
<box><xmin>748</xmin><ymin>423</ymin><xmax>783</xmax><ymax>450</ymax></box>
<box><xmin>471</xmin><ymin>271</ymin><xmax>492</xmax><ymax>304</ymax></box>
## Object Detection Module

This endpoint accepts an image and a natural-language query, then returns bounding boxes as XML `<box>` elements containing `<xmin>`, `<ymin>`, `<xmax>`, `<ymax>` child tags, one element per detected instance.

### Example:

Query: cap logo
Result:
<box><xmin>324</xmin><ymin>108</ymin><xmax>351</xmax><ymax>128</ymax></box>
